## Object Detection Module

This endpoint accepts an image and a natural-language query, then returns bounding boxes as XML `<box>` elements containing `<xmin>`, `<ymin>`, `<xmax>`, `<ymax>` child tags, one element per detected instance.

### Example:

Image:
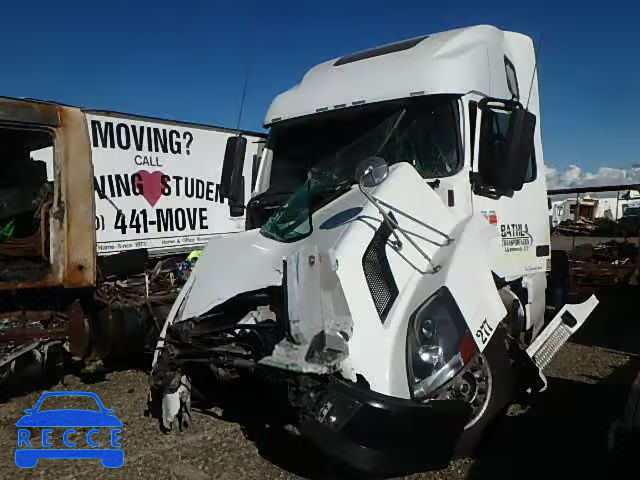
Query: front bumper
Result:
<box><xmin>299</xmin><ymin>380</ymin><xmax>471</xmax><ymax>476</ymax></box>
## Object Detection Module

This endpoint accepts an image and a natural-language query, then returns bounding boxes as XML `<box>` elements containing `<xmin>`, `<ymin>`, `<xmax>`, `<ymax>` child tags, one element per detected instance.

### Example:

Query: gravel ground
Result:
<box><xmin>1</xmin><ymin>285</ymin><xmax>638</xmax><ymax>480</ymax></box>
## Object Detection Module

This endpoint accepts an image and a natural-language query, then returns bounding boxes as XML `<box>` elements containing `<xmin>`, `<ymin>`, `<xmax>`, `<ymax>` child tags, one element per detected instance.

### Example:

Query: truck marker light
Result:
<box><xmin>459</xmin><ymin>331</ymin><xmax>477</xmax><ymax>364</ymax></box>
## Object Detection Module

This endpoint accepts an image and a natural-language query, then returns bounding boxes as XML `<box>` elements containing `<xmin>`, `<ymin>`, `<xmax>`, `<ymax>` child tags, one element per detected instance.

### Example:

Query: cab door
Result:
<box><xmin>469</xmin><ymin>99</ymin><xmax>550</xmax><ymax>282</ymax></box>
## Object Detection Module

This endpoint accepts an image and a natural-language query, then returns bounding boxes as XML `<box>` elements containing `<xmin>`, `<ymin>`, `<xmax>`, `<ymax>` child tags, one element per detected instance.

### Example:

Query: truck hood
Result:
<box><xmin>178</xmin><ymin>229</ymin><xmax>288</xmax><ymax>321</ymax></box>
<box><xmin>176</xmin><ymin>186</ymin><xmax>368</xmax><ymax>322</ymax></box>
<box><xmin>176</xmin><ymin>162</ymin><xmax>463</xmax><ymax>323</ymax></box>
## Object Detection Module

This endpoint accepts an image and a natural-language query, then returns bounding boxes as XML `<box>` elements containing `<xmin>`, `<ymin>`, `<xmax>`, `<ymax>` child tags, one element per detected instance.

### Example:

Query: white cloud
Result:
<box><xmin>546</xmin><ymin>163</ymin><xmax>640</xmax><ymax>190</ymax></box>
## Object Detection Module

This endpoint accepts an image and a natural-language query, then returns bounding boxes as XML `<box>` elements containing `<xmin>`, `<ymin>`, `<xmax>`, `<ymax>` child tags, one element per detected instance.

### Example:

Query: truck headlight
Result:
<box><xmin>406</xmin><ymin>287</ymin><xmax>477</xmax><ymax>400</ymax></box>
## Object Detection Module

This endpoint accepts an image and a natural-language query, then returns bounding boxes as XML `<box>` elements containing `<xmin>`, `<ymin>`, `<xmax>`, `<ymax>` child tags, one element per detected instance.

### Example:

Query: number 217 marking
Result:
<box><xmin>475</xmin><ymin>319</ymin><xmax>494</xmax><ymax>345</ymax></box>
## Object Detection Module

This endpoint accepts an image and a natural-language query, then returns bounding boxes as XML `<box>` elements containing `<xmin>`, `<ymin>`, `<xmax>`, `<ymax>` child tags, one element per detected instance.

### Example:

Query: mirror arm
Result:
<box><xmin>470</xmin><ymin>172</ymin><xmax>503</xmax><ymax>199</ymax></box>
<box><xmin>358</xmin><ymin>184</ymin><xmax>404</xmax><ymax>249</ymax></box>
<box><xmin>359</xmin><ymin>184</ymin><xmax>442</xmax><ymax>273</ymax></box>
<box><xmin>478</xmin><ymin>96</ymin><xmax>523</xmax><ymax>112</ymax></box>
<box><xmin>375</xmin><ymin>197</ymin><xmax>453</xmax><ymax>244</ymax></box>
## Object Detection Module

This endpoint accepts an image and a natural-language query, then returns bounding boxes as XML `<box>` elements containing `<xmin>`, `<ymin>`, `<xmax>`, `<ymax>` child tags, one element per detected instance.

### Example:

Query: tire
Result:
<box><xmin>453</xmin><ymin>328</ymin><xmax>514</xmax><ymax>458</ymax></box>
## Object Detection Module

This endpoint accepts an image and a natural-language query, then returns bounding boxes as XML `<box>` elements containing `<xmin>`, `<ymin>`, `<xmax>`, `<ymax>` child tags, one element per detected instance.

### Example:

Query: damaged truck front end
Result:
<box><xmin>151</xmin><ymin>163</ymin><xmax>478</xmax><ymax>473</ymax></box>
<box><xmin>151</xmin><ymin>159</ymin><xmax>593</xmax><ymax>475</ymax></box>
<box><xmin>150</xmin><ymin>27</ymin><xmax>599</xmax><ymax>475</ymax></box>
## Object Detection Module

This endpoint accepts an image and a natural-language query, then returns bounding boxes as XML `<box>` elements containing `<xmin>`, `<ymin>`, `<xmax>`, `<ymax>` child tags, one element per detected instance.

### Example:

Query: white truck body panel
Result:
<box><xmin>265</xmin><ymin>25</ymin><xmax>519</xmax><ymax>125</ymax></box>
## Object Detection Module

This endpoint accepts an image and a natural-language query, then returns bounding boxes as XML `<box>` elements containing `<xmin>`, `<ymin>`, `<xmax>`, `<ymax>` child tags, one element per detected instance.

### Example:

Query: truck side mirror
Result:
<box><xmin>222</xmin><ymin>136</ymin><xmax>247</xmax><ymax>217</ymax></box>
<box><xmin>355</xmin><ymin>156</ymin><xmax>389</xmax><ymax>187</ymax></box>
<box><xmin>503</xmin><ymin>108</ymin><xmax>536</xmax><ymax>191</ymax></box>
<box><xmin>476</xmin><ymin>98</ymin><xmax>536</xmax><ymax>197</ymax></box>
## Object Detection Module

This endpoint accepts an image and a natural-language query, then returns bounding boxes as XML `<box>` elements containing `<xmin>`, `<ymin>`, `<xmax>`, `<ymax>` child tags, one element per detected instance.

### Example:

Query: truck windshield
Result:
<box><xmin>624</xmin><ymin>207</ymin><xmax>640</xmax><ymax>217</ymax></box>
<box><xmin>265</xmin><ymin>94</ymin><xmax>461</xmax><ymax>193</ymax></box>
<box><xmin>261</xmin><ymin>95</ymin><xmax>461</xmax><ymax>243</ymax></box>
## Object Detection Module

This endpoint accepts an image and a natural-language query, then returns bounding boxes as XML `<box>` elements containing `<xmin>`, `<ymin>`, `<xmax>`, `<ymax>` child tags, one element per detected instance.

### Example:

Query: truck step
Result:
<box><xmin>526</xmin><ymin>295</ymin><xmax>598</xmax><ymax>370</ymax></box>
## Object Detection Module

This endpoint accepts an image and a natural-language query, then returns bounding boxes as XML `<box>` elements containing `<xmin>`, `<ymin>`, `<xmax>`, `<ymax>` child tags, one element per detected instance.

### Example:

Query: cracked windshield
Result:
<box><xmin>261</xmin><ymin>95</ymin><xmax>461</xmax><ymax>242</ymax></box>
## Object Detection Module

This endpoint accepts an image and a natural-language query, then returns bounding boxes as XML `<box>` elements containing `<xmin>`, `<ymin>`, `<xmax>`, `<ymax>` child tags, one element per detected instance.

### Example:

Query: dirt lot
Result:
<box><xmin>1</xmin><ymin>285</ymin><xmax>638</xmax><ymax>480</ymax></box>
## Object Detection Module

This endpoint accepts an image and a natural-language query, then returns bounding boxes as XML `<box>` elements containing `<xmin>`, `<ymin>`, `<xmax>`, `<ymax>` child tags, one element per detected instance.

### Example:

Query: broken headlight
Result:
<box><xmin>406</xmin><ymin>287</ymin><xmax>477</xmax><ymax>400</ymax></box>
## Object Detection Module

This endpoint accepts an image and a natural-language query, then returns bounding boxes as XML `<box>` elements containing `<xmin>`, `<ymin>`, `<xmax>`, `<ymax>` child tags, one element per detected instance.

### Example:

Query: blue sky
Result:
<box><xmin>1</xmin><ymin>0</ymin><xmax>638</xmax><ymax>181</ymax></box>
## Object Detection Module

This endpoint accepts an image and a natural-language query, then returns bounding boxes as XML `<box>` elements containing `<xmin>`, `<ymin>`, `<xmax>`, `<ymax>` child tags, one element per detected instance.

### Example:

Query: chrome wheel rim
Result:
<box><xmin>430</xmin><ymin>354</ymin><xmax>492</xmax><ymax>429</ymax></box>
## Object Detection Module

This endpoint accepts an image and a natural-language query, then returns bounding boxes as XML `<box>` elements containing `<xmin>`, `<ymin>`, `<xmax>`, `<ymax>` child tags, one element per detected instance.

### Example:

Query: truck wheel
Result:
<box><xmin>452</xmin><ymin>328</ymin><xmax>514</xmax><ymax>458</ymax></box>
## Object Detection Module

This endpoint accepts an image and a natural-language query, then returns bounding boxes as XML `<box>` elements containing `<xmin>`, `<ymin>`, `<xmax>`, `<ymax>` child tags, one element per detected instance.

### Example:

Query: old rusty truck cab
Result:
<box><xmin>151</xmin><ymin>25</ymin><xmax>598</xmax><ymax>476</ymax></box>
<box><xmin>0</xmin><ymin>100</ymin><xmax>95</xmax><ymax>387</ymax></box>
<box><xmin>0</xmin><ymin>98</ymin><xmax>263</xmax><ymax>391</ymax></box>
<box><xmin>0</xmin><ymin>100</ymin><xmax>95</xmax><ymax>289</ymax></box>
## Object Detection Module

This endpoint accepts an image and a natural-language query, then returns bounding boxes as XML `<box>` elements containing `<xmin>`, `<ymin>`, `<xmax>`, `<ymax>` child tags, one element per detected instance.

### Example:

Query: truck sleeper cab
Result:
<box><xmin>151</xmin><ymin>25</ymin><xmax>597</xmax><ymax>476</ymax></box>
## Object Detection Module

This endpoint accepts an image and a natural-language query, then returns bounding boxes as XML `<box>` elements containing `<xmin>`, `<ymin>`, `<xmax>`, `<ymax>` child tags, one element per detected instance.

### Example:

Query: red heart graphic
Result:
<box><xmin>137</xmin><ymin>170</ymin><xmax>165</xmax><ymax>207</ymax></box>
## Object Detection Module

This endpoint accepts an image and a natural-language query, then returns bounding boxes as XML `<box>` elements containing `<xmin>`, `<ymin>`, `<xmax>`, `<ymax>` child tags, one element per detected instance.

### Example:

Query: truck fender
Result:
<box><xmin>440</xmin><ymin>214</ymin><xmax>507</xmax><ymax>352</ymax></box>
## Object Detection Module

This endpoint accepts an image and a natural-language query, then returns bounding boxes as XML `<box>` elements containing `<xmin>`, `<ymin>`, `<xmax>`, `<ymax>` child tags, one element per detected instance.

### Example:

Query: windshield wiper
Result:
<box><xmin>375</xmin><ymin>109</ymin><xmax>406</xmax><ymax>156</ymax></box>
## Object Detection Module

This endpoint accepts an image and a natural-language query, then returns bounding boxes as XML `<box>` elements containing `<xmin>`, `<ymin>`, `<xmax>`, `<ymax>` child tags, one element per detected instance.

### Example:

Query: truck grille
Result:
<box><xmin>362</xmin><ymin>216</ymin><xmax>398</xmax><ymax>323</ymax></box>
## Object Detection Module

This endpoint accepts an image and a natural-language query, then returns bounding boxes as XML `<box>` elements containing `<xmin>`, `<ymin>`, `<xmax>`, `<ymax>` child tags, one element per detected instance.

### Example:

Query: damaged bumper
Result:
<box><xmin>298</xmin><ymin>380</ymin><xmax>470</xmax><ymax>476</ymax></box>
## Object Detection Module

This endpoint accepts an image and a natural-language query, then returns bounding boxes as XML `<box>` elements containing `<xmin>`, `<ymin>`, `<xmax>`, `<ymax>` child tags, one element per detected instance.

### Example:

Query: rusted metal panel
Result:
<box><xmin>0</xmin><ymin>101</ymin><xmax>95</xmax><ymax>291</ymax></box>
<box><xmin>0</xmin><ymin>97</ymin><xmax>59</xmax><ymax>127</ymax></box>
<box><xmin>57</xmin><ymin>106</ymin><xmax>96</xmax><ymax>288</ymax></box>
<box><xmin>0</xmin><ymin>99</ymin><xmax>64</xmax><ymax>290</ymax></box>
<box><xmin>0</xmin><ymin>277</ymin><xmax>66</xmax><ymax>290</ymax></box>
<box><xmin>0</xmin><ymin>329</ymin><xmax>66</xmax><ymax>341</ymax></box>
<box><xmin>0</xmin><ymin>310</ymin><xmax>57</xmax><ymax>322</ymax></box>
<box><xmin>68</xmin><ymin>299</ymin><xmax>90</xmax><ymax>357</ymax></box>
<box><xmin>0</xmin><ymin>310</ymin><xmax>66</xmax><ymax>343</ymax></box>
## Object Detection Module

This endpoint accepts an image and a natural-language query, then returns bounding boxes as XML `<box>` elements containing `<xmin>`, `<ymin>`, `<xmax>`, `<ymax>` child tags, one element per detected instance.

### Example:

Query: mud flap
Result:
<box><xmin>525</xmin><ymin>295</ymin><xmax>598</xmax><ymax>391</ymax></box>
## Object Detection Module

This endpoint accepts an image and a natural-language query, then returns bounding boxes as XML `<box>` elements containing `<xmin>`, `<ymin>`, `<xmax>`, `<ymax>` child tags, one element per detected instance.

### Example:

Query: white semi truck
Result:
<box><xmin>151</xmin><ymin>25</ymin><xmax>598</xmax><ymax>475</ymax></box>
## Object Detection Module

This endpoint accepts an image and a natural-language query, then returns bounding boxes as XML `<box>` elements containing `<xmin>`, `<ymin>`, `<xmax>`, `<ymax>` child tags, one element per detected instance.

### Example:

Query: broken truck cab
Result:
<box><xmin>0</xmin><ymin>100</ymin><xmax>95</xmax><ymax>290</ymax></box>
<box><xmin>151</xmin><ymin>25</ymin><xmax>598</xmax><ymax>475</ymax></box>
<box><xmin>0</xmin><ymin>100</ymin><xmax>95</xmax><ymax>384</ymax></box>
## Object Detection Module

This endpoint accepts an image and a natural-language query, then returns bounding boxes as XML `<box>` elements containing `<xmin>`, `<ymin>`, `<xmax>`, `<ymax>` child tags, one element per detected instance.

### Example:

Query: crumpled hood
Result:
<box><xmin>171</xmin><ymin>162</ymin><xmax>477</xmax><ymax>327</ymax></box>
<box><xmin>176</xmin><ymin>187</ymin><xmax>369</xmax><ymax>322</ymax></box>
<box><xmin>178</xmin><ymin>229</ymin><xmax>289</xmax><ymax>321</ymax></box>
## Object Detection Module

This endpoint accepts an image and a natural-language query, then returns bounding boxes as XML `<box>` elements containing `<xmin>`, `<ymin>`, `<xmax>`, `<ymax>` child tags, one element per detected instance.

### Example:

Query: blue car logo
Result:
<box><xmin>15</xmin><ymin>391</ymin><xmax>123</xmax><ymax>468</ymax></box>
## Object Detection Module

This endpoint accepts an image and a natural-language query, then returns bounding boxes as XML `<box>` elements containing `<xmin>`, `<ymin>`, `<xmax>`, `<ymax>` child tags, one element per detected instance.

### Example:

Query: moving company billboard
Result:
<box><xmin>87</xmin><ymin>114</ymin><xmax>264</xmax><ymax>254</ymax></box>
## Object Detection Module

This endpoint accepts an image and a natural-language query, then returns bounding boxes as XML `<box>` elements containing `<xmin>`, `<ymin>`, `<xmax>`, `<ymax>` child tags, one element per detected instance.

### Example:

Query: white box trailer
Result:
<box><xmin>88</xmin><ymin>112</ymin><xmax>264</xmax><ymax>255</ymax></box>
<box><xmin>30</xmin><ymin>109</ymin><xmax>265</xmax><ymax>255</ymax></box>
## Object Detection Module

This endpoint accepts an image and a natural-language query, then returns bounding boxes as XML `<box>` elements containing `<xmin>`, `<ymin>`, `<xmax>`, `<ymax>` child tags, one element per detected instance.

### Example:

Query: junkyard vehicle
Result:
<box><xmin>0</xmin><ymin>97</ymin><xmax>264</xmax><ymax>389</ymax></box>
<box><xmin>151</xmin><ymin>25</ymin><xmax>598</xmax><ymax>475</ymax></box>
<box><xmin>616</xmin><ymin>201</ymin><xmax>640</xmax><ymax>236</ymax></box>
